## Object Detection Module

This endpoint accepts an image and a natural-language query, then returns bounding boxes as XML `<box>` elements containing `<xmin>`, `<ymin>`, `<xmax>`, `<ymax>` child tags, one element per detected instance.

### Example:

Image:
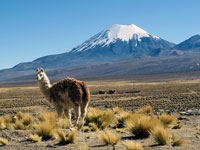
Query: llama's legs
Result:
<box><xmin>73</xmin><ymin>104</ymin><xmax>81</xmax><ymax>127</ymax></box>
<box><xmin>55</xmin><ymin>105</ymin><xmax>63</xmax><ymax>118</ymax></box>
<box><xmin>80</xmin><ymin>103</ymin><xmax>88</xmax><ymax>124</ymax></box>
<box><xmin>64</xmin><ymin>109</ymin><xmax>73</xmax><ymax>127</ymax></box>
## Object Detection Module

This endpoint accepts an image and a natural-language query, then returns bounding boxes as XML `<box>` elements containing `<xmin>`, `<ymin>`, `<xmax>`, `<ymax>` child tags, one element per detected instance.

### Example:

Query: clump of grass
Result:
<box><xmin>55</xmin><ymin>129</ymin><xmax>67</xmax><ymax>144</ymax></box>
<box><xmin>126</xmin><ymin>115</ymin><xmax>162</xmax><ymax>138</ymax></box>
<box><xmin>159</xmin><ymin>113</ymin><xmax>177</xmax><ymax>127</ymax></box>
<box><xmin>113</xmin><ymin>107</ymin><xmax>124</xmax><ymax>114</ymax></box>
<box><xmin>151</xmin><ymin>126</ymin><xmax>169</xmax><ymax>145</ymax></box>
<box><xmin>116</xmin><ymin>112</ymin><xmax>134</xmax><ymax>128</ymax></box>
<box><xmin>123</xmin><ymin>140</ymin><xmax>143</xmax><ymax>150</ymax></box>
<box><xmin>37</xmin><ymin>112</ymin><xmax>57</xmax><ymax>124</ymax></box>
<box><xmin>171</xmin><ymin>133</ymin><xmax>186</xmax><ymax>146</ymax></box>
<box><xmin>57</xmin><ymin>118</ymin><xmax>69</xmax><ymax>129</ymax></box>
<box><xmin>14</xmin><ymin>119</ymin><xmax>25</xmax><ymax>130</ymax></box>
<box><xmin>0</xmin><ymin>137</ymin><xmax>8</xmax><ymax>145</ymax></box>
<box><xmin>89</xmin><ymin>123</ymin><xmax>99</xmax><ymax>132</ymax></box>
<box><xmin>29</xmin><ymin>134</ymin><xmax>42</xmax><ymax>142</ymax></box>
<box><xmin>172</xmin><ymin>123</ymin><xmax>183</xmax><ymax>129</ymax></box>
<box><xmin>138</xmin><ymin>106</ymin><xmax>153</xmax><ymax>114</ymax></box>
<box><xmin>3</xmin><ymin>114</ymin><xmax>12</xmax><ymax>124</ymax></box>
<box><xmin>21</xmin><ymin>114</ymin><xmax>33</xmax><ymax>126</ymax></box>
<box><xmin>98</xmin><ymin>131</ymin><xmax>121</xmax><ymax>146</ymax></box>
<box><xmin>0</xmin><ymin>117</ymin><xmax>6</xmax><ymax>130</ymax></box>
<box><xmin>32</xmin><ymin>121</ymin><xmax>55</xmax><ymax>140</ymax></box>
<box><xmin>79</xmin><ymin>145</ymin><xmax>90</xmax><ymax>150</ymax></box>
<box><xmin>55</xmin><ymin>129</ymin><xmax>77</xmax><ymax>144</ymax></box>
<box><xmin>85</xmin><ymin>108</ymin><xmax>115</xmax><ymax>130</ymax></box>
<box><xmin>16</xmin><ymin>112</ymin><xmax>25</xmax><ymax>120</ymax></box>
<box><xmin>67</xmin><ymin>130</ymin><xmax>77</xmax><ymax>144</ymax></box>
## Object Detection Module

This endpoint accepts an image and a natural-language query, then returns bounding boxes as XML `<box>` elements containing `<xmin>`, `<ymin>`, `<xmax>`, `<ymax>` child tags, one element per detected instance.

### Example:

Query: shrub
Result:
<box><xmin>98</xmin><ymin>131</ymin><xmax>121</xmax><ymax>146</ymax></box>
<box><xmin>171</xmin><ymin>133</ymin><xmax>186</xmax><ymax>146</ymax></box>
<box><xmin>126</xmin><ymin>115</ymin><xmax>162</xmax><ymax>138</ymax></box>
<box><xmin>67</xmin><ymin>130</ymin><xmax>77</xmax><ymax>144</ymax></box>
<box><xmin>55</xmin><ymin>129</ymin><xmax>77</xmax><ymax>144</ymax></box>
<box><xmin>29</xmin><ymin>134</ymin><xmax>42</xmax><ymax>142</ymax></box>
<box><xmin>0</xmin><ymin>117</ymin><xmax>6</xmax><ymax>130</ymax></box>
<box><xmin>33</xmin><ymin>121</ymin><xmax>55</xmax><ymax>140</ymax></box>
<box><xmin>151</xmin><ymin>126</ymin><xmax>169</xmax><ymax>145</ymax></box>
<box><xmin>0</xmin><ymin>137</ymin><xmax>8</xmax><ymax>145</ymax></box>
<box><xmin>172</xmin><ymin>124</ymin><xmax>183</xmax><ymax>129</ymax></box>
<box><xmin>85</xmin><ymin>108</ymin><xmax>115</xmax><ymax>130</ymax></box>
<box><xmin>138</xmin><ymin>106</ymin><xmax>153</xmax><ymax>114</ymax></box>
<box><xmin>123</xmin><ymin>140</ymin><xmax>143</xmax><ymax>150</ymax></box>
<box><xmin>57</xmin><ymin>118</ymin><xmax>69</xmax><ymax>129</ymax></box>
<box><xmin>14</xmin><ymin>119</ymin><xmax>25</xmax><ymax>130</ymax></box>
<box><xmin>159</xmin><ymin>113</ymin><xmax>177</xmax><ymax>127</ymax></box>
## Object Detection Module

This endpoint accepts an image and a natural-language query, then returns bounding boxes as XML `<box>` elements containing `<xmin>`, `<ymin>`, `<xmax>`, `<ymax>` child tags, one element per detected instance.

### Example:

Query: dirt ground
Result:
<box><xmin>0</xmin><ymin>78</ymin><xmax>200</xmax><ymax>149</ymax></box>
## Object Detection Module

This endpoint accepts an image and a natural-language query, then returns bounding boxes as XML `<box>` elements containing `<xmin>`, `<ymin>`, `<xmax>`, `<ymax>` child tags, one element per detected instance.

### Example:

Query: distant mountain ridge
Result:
<box><xmin>0</xmin><ymin>24</ymin><xmax>200</xmax><ymax>83</ymax></box>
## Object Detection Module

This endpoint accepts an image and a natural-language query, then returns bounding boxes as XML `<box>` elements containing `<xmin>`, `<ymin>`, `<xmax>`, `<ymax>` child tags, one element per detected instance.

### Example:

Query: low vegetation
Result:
<box><xmin>171</xmin><ymin>133</ymin><xmax>186</xmax><ymax>146</ymax></box>
<box><xmin>123</xmin><ymin>140</ymin><xmax>143</xmax><ymax>150</ymax></box>
<box><xmin>151</xmin><ymin>126</ymin><xmax>169</xmax><ymax>145</ymax></box>
<box><xmin>0</xmin><ymin>137</ymin><xmax>8</xmax><ymax>145</ymax></box>
<box><xmin>98</xmin><ymin>130</ymin><xmax>121</xmax><ymax>146</ymax></box>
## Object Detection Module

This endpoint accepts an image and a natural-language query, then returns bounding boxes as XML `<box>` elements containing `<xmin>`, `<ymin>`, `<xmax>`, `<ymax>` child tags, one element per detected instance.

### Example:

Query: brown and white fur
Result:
<box><xmin>36</xmin><ymin>68</ymin><xmax>90</xmax><ymax>127</ymax></box>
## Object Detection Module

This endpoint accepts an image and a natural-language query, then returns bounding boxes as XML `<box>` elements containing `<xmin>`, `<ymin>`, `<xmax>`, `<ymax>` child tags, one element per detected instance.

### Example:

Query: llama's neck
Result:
<box><xmin>38</xmin><ymin>75</ymin><xmax>52</xmax><ymax>99</ymax></box>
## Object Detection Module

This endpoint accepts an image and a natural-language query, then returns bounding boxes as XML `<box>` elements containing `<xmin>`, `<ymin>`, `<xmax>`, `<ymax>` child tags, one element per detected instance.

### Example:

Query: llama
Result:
<box><xmin>36</xmin><ymin>68</ymin><xmax>90</xmax><ymax>127</ymax></box>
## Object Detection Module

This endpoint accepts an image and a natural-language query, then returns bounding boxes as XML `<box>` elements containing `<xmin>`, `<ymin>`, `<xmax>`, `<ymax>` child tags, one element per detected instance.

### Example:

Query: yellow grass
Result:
<box><xmin>123</xmin><ymin>140</ymin><xmax>143</xmax><ymax>150</ymax></box>
<box><xmin>55</xmin><ymin>128</ymin><xmax>67</xmax><ymax>143</ymax></box>
<box><xmin>137</xmin><ymin>106</ymin><xmax>153</xmax><ymax>114</ymax></box>
<box><xmin>159</xmin><ymin>113</ymin><xmax>177</xmax><ymax>127</ymax></box>
<box><xmin>151</xmin><ymin>126</ymin><xmax>169</xmax><ymax>145</ymax></box>
<box><xmin>67</xmin><ymin>130</ymin><xmax>77</xmax><ymax>144</ymax></box>
<box><xmin>98</xmin><ymin>131</ymin><xmax>121</xmax><ymax>146</ymax></box>
<box><xmin>29</xmin><ymin>134</ymin><xmax>42</xmax><ymax>142</ymax></box>
<box><xmin>126</xmin><ymin>115</ymin><xmax>162</xmax><ymax>138</ymax></box>
<box><xmin>33</xmin><ymin>121</ymin><xmax>55</xmax><ymax>140</ymax></box>
<box><xmin>57</xmin><ymin>118</ymin><xmax>70</xmax><ymax>129</ymax></box>
<box><xmin>14</xmin><ymin>119</ymin><xmax>25</xmax><ymax>130</ymax></box>
<box><xmin>172</xmin><ymin>133</ymin><xmax>186</xmax><ymax>146</ymax></box>
<box><xmin>0</xmin><ymin>137</ymin><xmax>8</xmax><ymax>145</ymax></box>
<box><xmin>85</xmin><ymin>108</ymin><xmax>115</xmax><ymax>130</ymax></box>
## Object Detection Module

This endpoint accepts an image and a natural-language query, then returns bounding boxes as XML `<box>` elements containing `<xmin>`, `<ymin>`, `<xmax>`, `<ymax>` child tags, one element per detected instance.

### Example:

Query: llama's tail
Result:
<box><xmin>80</xmin><ymin>82</ymin><xmax>90</xmax><ymax>105</ymax></box>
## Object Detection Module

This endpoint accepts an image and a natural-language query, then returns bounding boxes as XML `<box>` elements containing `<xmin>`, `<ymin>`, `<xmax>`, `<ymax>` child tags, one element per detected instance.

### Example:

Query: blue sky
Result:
<box><xmin>0</xmin><ymin>0</ymin><xmax>200</xmax><ymax>70</ymax></box>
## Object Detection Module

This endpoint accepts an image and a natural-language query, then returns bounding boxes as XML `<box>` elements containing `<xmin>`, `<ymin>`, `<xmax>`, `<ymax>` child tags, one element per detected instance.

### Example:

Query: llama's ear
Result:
<box><xmin>40</xmin><ymin>68</ymin><xmax>44</xmax><ymax>72</ymax></box>
<box><xmin>36</xmin><ymin>68</ymin><xmax>39</xmax><ymax>73</ymax></box>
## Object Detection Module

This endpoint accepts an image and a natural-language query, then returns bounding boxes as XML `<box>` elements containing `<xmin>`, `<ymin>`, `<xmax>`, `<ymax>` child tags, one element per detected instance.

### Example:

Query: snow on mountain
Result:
<box><xmin>72</xmin><ymin>24</ymin><xmax>160</xmax><ymax>52</ymax></box>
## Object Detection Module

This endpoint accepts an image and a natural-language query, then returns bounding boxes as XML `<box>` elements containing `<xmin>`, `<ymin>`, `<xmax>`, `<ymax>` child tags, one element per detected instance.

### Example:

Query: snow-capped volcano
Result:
<box><xmin>72</xmin><ymin>24</ymin><xmax>160</xmax><ymax>52</ymax></box>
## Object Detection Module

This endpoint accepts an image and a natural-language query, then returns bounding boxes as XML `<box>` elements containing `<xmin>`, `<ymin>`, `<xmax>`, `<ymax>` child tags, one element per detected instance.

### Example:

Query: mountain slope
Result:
<box><xmin>174</xmin><ymin>34</ymin><xmax>200</xmax><ymax>51</ymax></box>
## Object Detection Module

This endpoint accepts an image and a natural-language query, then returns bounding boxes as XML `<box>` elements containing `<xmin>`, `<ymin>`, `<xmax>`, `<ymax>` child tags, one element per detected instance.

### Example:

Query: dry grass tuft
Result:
<box><xmin>98</xmin><ymin>131</ymin><xmax>121</xmax><ymax>146</ymax></box>
<box><xmin>138</xmin><ymin>106</ymin><xmax>153</xmax><ymax>114</ymax></box>
<box><xmin>151</xmin><ymin>126</ymin><xmax>169</xmax><ymax>145</ymax></box>
<box><xmin>113</xmin><ymin>107</ymin><xmax>124</xmax><ymax>114</ymax></box>
<box><xmin>126</xmin><ymin>115</ymin><xmax>162</xmax><ymax>138</ymax></box>
<box><xmin>123</xmin><ymin>140</ymin><xmax>143</xmax><ymax>150</ymax></box>
<box><xmin>55</xmin><ymin>129</ymin><xmax>67</xmax><ymax>144</ymax></box>
<box><xmin>0</xmin><ymin>117</ymin><xmax>6</xmax><ymax>130</ymax></box>
<box><xmin>67</xmin><ymin>130</ymin><xmax>77</xmax><ymax>144</ymax></box>
<box><xmin>0</xmin><ymin>137</ymin><xmax>8</xmax><ymax>145</ymax></box>
<box><xmin>37</xmin><ymin>112</ymin><xmax>57</xmax><ymax>124</ymax></box>
<box><xmin>85</xmin><ymin>108</ymin><xmax>115</xmax><ymax>130</ymax></box>
<box><xmin>172</xmin><ymin>124</ymin><xmax>183</xmax><ymax>129</ymax></box>
<box><xmin>159</xmin><ymin>113</ymin><xmax>177</xmax><ymax>127</ymax></box>
<box><xmin>32</xmin><ymin>121</ymin><xmax>55</xmax><ymax>140</ymax></box>
<box><xmin>29</xmin><ymin>134</ymin><xmax>42</xmax><ymax>142</ymax></box>
<box><xmin>171</xmin><ymin>133</ymin><xmax>186</xmax><ymax>146</ymax></box>
<box><xmin>14</xmin><ymin>119</ymin><xmax>25</xmax><ymax>130</ymax></box>
<box><xmin>57</xmin><ymin>118</ymin><xmax>69</xmax><ymax>129</ymax></box>
<box><xmin>55</xmin><ymin>129</ymin><xmax>77</xmax><ymax>144</ymax></box>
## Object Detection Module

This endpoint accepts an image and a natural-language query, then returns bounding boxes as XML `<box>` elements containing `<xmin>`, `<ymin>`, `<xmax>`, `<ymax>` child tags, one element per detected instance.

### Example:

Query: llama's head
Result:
<box><xmin>36</xmin><ymin>68</ymin><xmax>49</xmax><ymax>82</ymax></box>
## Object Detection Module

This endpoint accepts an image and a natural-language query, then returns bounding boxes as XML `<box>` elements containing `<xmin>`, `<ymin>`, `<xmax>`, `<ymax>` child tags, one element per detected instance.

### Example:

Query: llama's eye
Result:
<box><xmin>40</xmin><ymin>74</ymin><xmax>42</xmax><ymax>77</ymax></box>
